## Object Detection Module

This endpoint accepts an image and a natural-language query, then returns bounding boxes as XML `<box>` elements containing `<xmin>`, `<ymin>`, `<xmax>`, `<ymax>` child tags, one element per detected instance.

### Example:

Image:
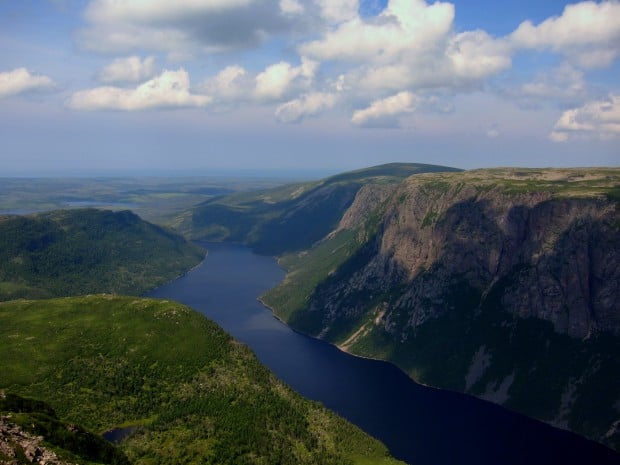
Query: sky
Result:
<box><xmin>0</xmin><ymin>0</ymin><xmax>619</xmax><ymax>176</ymax></box>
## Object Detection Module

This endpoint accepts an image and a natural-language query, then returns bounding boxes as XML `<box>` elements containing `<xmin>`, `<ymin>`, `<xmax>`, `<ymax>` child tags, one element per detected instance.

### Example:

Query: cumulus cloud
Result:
<box><xmin>79</xmin><ymin>0</ymin><xmax>297</xmax><ymax>56</ymax></box>
<box><xmin>0</xmin><ymin>68</ymin><xmax>55</xmax><ymax>98</ymax></box>
<box><xmin>351</xmin><ymin>91</ymin><xmax>418</xmax><ymax>127</ymax></box>
<box><xmin>201</xmin><ymin>65</ymin><xmax>253</xmax><ymax>101</ymax></box>
<box><xmin>315</xmin><ymin>0</ymin><xmax>359</xmax><ymax>23</ymax></box>
<box><xmin>280</xmin><ymin>0</ymin><xmax>304</xmax><ymax>15</ymax></box>
<box><xmin>275</xmin><ymin>92</ymin><xmax>338</xmax><ymax>122</ymax></box>
<box><xmin>300</xmin><ymin>0</ymin><xmax>510</xmax><ymax>94</ymax></box>
<box><xmin>550</xmin><ymin>94</ymin><xmax>620</xmax><ymax>141</ymax></box>
<box><xmin>447</xmin><ymin>30</ymin><xmax>511</xmax><ymax>81</ymax></box>
<box><xmin>510</xmin><ymin>1</ymin><xmax>620</xmax><ymax>68</ymax></box>
<box><xmin>254</xmin><ymin>57</ymin><xmax>318</xmax><ymax>100</ymax></box>
<box><xmin>63</xmin><ymin>0</ymin><xmax>619</xmax><ymax>130</ymax></box>
<box><xmin>68</xmin><ymin>68</ymin><xmax>211</xmax><ymax>111</ymax></box>
<box><xmin>98</xmin><ymin>56</ymin><xmax>156</xmax><ymax>84</ymax></box>
<box><xmin>301</xmin><ymin>0</ymin><xmax>454</xmax><ymax>63</ymax></box>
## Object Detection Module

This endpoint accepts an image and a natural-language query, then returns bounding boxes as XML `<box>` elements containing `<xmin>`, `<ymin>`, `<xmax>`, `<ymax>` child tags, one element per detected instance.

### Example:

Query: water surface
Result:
<box><xmin>147</xmin><ymin>242</ymin><xmax>620</xmax><ymax>465</ymax></box>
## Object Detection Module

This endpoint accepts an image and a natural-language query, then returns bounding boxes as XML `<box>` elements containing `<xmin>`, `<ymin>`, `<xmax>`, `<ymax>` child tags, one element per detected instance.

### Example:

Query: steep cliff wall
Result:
<box><xmin>267</xmin><ymin>168</ymin><xmax>620</xmax><ymax>450</ymax></box>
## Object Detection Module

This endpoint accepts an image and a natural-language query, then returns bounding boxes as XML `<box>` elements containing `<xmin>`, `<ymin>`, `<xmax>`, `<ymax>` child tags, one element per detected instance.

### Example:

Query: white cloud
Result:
<box><xmin>351</xmin><ymin>91</ymin><xmax>418</xmax><ymax>127</ymax></box>
<box><xmin>280</xmin><ymin>0</ymin><xmax>304</xmax><ymax>15</ymax></box>
<box><xmin>201</xmin><ymin>65</ymin><xmax>252</xmax><ymax>101</ymax></box>
<box><xmin>64</xmin><ymin>0</ymin><xmax>620</xmax><ymax>131</ymax></box>
<box><xmin>68</xmin><ymin>68</ymin><xmax>211</xmax><ymax>111</ymax></box>
<box><xmin>275</xmin><ymin>92</ymin><xmax>338</xmax><ymax>122</ymax></box>
<box><xmin>254</xmin><ymin>57</ymin><xmax>318</xmax><ymax>100</ymax></box>
<box><xmin>79</xmin><ymin>0</ymin><xmax>297</xmax><ymax>56</ymax></box>
<box><xmin>98</xmin><ymin>56</ymin><xmax>156</xmax><ymax>84</ymax></box>
<box><xmin>199</xmin><ymin>57</ymin><xmax>319</xmax><ymax>107</ymax></box>
<box><xmin>301</xmin><ymin>0</ymin><xmax>454</xmax><ymax>63</ymax></box>
<box><xmin>510</xmin><ymin>1</ymin><xmax>620</xmax><ymax>68</ymax></box>
<box><xmin>300</xmin><ymin>0</ymin><xmax>510</xmax><ymax>94</ymax></box>
<box><xmin>315</xmin><ymin>0</ymin><xmax>359</xmax><ymax>23</ymax></box>
<box><xmin>447</xmin><ymin>30</ymin><xmax>511</xmax><ymax>81</ymax></box>
<box><xmin>0</xmin><ymin>68</ymin><xmax>55</xmax><ymax>98</ymax></box>
<box><xmin>550</xmin><ymin>94</ymin><xmax>620</xmax><ymax>141</ymax></box>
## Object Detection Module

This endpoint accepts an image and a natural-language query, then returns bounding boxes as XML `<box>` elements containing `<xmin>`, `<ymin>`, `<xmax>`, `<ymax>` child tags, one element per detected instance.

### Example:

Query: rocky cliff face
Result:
<box><xmin>310</xmin><ymin>171</ymin><xmax>619</xmax><ymax>339</ymax></box>
<box><xmin>274</xmin><ymin>168</ymin><xmax>620</xmax><ymax>450</ymax></box>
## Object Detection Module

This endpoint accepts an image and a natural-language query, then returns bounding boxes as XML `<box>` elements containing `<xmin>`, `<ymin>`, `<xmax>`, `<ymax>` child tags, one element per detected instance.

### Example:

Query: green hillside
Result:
<box><xmin>0</xmin><ymin>296</ymin><xmax>404</xmax><ymax>465</ymax></box>
<box><xmin>177</xmin><ymin>163</ymin><xmax>460</xmax><ymax>254</ymax></box>
<box><xmin>0</xmin><ymin>209</ymin><xmax>205</xmax><ymax>300</ymax></box>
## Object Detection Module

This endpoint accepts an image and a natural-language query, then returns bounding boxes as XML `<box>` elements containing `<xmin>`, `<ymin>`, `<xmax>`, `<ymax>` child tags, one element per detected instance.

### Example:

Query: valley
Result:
<box><xmin>1</xmin><ymin>162</ymin><xmax>619</xmax><ymax>464</ymax></box>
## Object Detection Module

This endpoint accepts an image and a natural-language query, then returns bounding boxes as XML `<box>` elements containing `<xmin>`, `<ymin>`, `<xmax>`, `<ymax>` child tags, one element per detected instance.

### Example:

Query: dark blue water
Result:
<box><xmin>103</xmin><ymin>426</ymin><xmax>138</xmax><ymax>444</ymax></box>
<box><xmin>147</xmin><ymin>242</ymin><xmax>620</xmax><ymax>465</ymax></box>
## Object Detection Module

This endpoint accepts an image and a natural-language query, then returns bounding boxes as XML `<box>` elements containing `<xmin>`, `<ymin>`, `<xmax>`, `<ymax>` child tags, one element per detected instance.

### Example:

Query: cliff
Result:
<box><xmin>262</xmin><ymin>167</ymin><xmax>620</xmax><ymax>450</ymax></box>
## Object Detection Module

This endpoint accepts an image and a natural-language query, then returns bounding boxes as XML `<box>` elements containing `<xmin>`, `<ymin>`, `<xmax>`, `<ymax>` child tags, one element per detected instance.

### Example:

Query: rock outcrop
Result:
<box><xmin>0</xmin><ymin>416</ymin><xmax>71</xmax><ymax>465</ymax></box>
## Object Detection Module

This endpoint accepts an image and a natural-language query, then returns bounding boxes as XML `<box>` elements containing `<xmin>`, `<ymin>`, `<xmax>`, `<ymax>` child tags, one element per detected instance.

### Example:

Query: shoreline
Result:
<box><xmin>257</xmin><ymin>295</ymin><xmax>604</xmax><ymax>448</ymax></box>
<box><xmin>256</xmin><ymin>295</ymin><xmax>435</xmax><ymax>387</ymax></box>
<box><xmin>145</xmin><ymin>249</ymin><xmax>208</xmax><ymax>295</ymax></box>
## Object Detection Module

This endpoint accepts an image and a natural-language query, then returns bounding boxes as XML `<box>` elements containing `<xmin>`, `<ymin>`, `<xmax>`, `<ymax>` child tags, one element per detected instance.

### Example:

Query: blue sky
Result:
<box><xmin>1</xmin><ymin>0</ymin><xmax>619</xmax><ymax>176</ymax></box>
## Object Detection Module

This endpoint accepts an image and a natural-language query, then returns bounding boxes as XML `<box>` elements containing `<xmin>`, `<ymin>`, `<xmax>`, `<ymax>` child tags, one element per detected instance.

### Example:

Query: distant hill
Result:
<box><xmin>0</xmin><ymin>209</ymin><xmax>205</xmax><ymax>300</ymax></box>
<box><xmin>0</xmin><ymin>295</ymin><xmax>404</xmax><ymax>465</ymax></box>
<box><xmin>260</xmin><ymin>167</ymin><xmax>620</xmax><ymax>451</ymax></box>
<box><xmin>175</xmin><ymin>162</ymin><xmax>460</xmax><ymax>254</ymax></box>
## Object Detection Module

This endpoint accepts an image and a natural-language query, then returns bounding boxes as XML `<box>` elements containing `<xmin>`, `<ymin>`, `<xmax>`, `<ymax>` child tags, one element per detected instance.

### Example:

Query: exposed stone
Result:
<box><xmin>0</xmin><ymin>416</ymin><xmax>74</xmax><ymax>465</ymax></box>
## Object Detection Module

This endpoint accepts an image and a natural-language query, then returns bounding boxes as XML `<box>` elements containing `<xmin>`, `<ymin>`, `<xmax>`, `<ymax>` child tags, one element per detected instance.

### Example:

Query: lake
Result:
<box><xmin>147</xmin><ymin>242</ymin><xmax>620</xmax><ymax>465</ymax></box>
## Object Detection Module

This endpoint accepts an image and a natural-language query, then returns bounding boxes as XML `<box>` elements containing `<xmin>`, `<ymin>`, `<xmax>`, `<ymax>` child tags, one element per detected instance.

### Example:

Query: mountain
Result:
<box><xmin>0</xmin><ymin>208</ymin><xmax>205</xmax><ymax>300</ymax></box>
<box><xmin>260</xmin><ymin>167</ymin><xmax>620</xmax><ymax>451</ymax></box>
<box><xmin>0</xmin><ymin>295</ymin><xmax>403</xmax><ymax>465</ymax></box>
<box><xmin>176</xmin><ymin>163</ymin><xmax>460</xmax><ymax>254</ymax></box>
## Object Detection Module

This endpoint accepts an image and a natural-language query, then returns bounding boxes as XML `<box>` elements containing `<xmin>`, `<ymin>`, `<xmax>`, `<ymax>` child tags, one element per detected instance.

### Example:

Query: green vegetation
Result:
<box><xmin>1</xmin><ymin>393</ymin><xmax>130</xmax><ymax>465</ymax></box>
<box><xmin>0</xmin><ymin>296</ymin><xmax>404</xmax><ymax>465</ymax></box>
<box><xmin>180</xmin><ymin>163</ymin><xmax>460</xmax><ymax>254</ymax></box>
<box><xmin>262</xmin><ymin>230</ymin><xmax>364</xmax><ymax>321</ymax></box>
<box><xmin>0</xmin><ymin>209</ymin><xmax>205</xmax><ymax>301</ymax></box>
<box><xmin>412</xmin><ymin>167</ymin><xmax>620</xmax><ymax>199</ymax></box>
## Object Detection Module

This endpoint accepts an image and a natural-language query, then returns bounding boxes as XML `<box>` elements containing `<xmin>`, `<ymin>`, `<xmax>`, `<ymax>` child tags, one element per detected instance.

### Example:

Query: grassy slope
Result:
<box><xmin>180</xmin><ymin>163</ymin><xmax>460</xmax><ymax>254</ymax></box>
<box><xmin>0</xmin><ymin>296</ymin><xmax>404</xmax><ymax>465</ymax></box>
<box><xmin>0</xmin><ymin>209</ymin><xmax>205</xmax><ymax>301</ymax></box>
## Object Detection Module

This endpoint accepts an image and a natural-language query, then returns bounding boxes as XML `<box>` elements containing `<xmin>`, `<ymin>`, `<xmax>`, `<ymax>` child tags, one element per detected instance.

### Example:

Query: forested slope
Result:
<box><xmin>0</xmin><ymin>296</ymin><xmax>403</xmax><ymax>465</ymax></box>
<box><xmin>0</xmin><ymin>209</ymin><xmax>205</xmax><ymax>300</ymax></box>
